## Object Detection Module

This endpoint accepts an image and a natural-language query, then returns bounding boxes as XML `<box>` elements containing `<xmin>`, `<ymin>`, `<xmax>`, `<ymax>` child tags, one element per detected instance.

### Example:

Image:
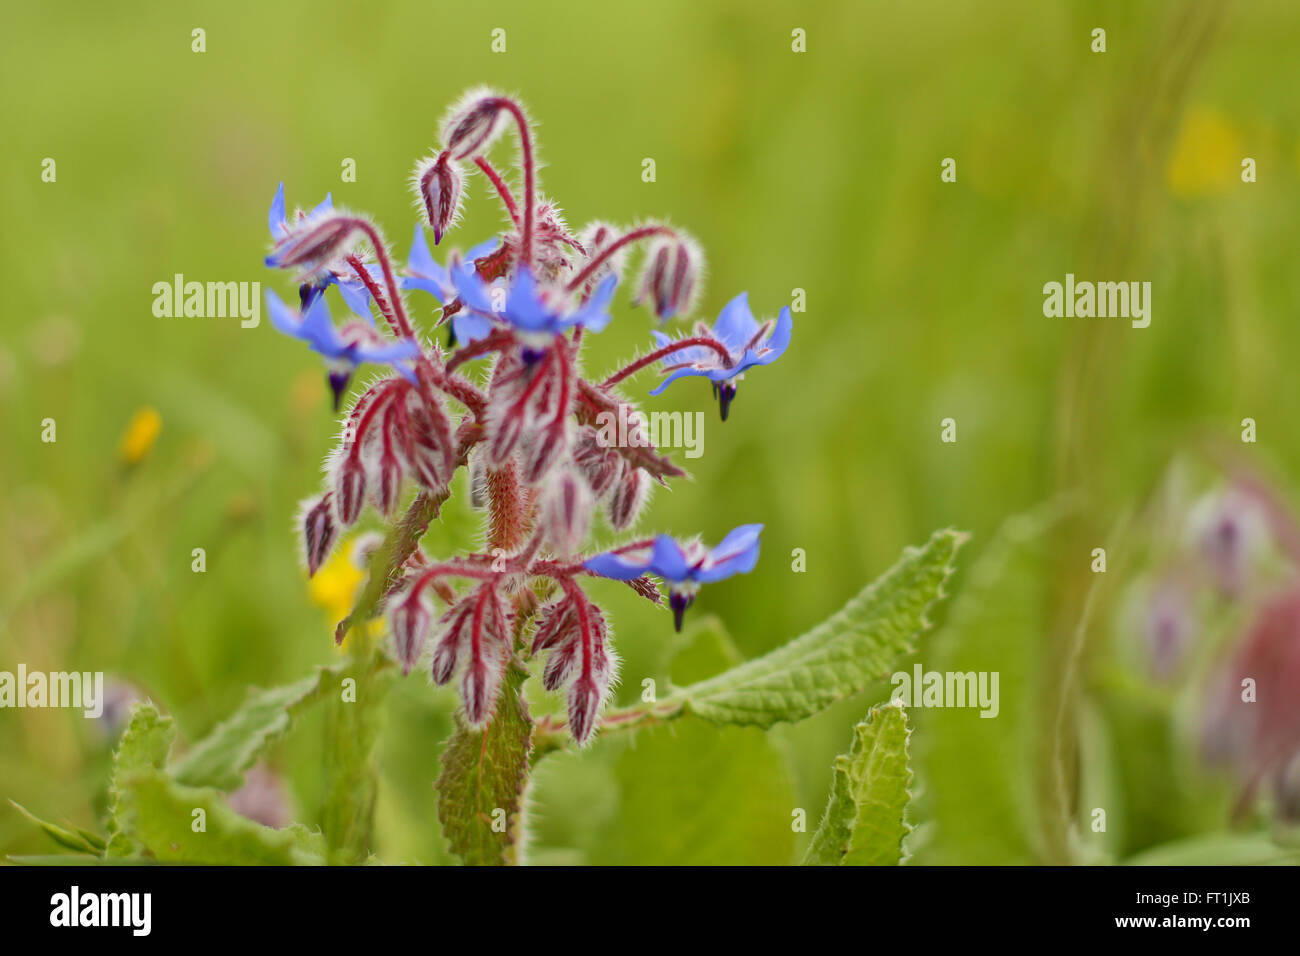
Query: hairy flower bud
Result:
<box><xmin>398</xmin><ymin>390</ymin><xmax>456</xmax><ymax>491</ymax></box>
<box><xmin>568</xmin><ymin>677</ymin><xmax>606</xmax><ymax>745</ymax></box>
<box><xmin>529</xmin><ymin>588</ymin><xmax>616</xmax><ymax>744</ymax></box>
<box><xmin>428</xmin><ymin>584</ymin><xmax>510</xmax><ymax>726</ymax></box>
<box><xmin>635</xmin><ymin>233</ymin><xmax>703</xmax><ymax>320</ymax></box>
<box><xmin>442</xmin><ymin>93</ymin><xmax>506</xmax><ymax>161</ymax></box>
<box><xmin>299</xmin><ymin>494</ymin><xmax>338</xmax><ymax>576</ymax></box>
<box><xmin>333</xmin><ymin>454</ymin><xmax>367</xmax><ymax>526</ymax></box>
<box><xmin>539</xmin><ymin>467</ymin><xmax>593</xmax><ymax>556</ymax></box>
<box><xmin>521</xmin><ymin>421</ymin><xmax>568</xmax><ymax>485</ymax></box>
<box><xmin>390</xmin><ymin>587</ymin><xmax>432</xmax><ymax>675</ymax></box>
<box><xmin>371</xmin><ymin>442</ymin><xmax>405</xmax><ymax>514</ymax></box>
<box><xmin>573</xmin><ymin>427</ymin><xmax>624</xmax><ymax>499</ymax></box>
<box><xmin>412</xmin><ymin>153</ymin><xmax>464</xmax><ymax>245</ymax></box>
<box><xmin>266</xmin><ymin>212</ymin><xmax>360</xmax><ymax>276</ymax></box>
<box><xmin>608</xmin><ymin>466</ymin><xmax>650</xmax><ymax>530</ymax></box>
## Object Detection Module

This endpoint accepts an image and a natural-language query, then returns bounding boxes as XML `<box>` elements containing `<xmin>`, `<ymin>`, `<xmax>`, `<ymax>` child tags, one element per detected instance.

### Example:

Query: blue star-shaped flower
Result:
<box><xmin>649</xmin><ymin>292</ymin><xmax>792</xmax><ymax>419</ymax></box>
<box><xmin>584</xmin><ymin>524</ymin><xmax>763</xmax><ymax>630</ymax></box>
<box><xmin>401</xmin><ymin>225</ymin><xmax>499</xmax><ymax>305</ymax></box>
<box><xmin>266</xmin><ymin>288</ymin><xmax>420</xmax><ymax>408</ymax></box>
<box><xmin>449</xmin><ymin>262</ymin><xmax>618</xmax><ymax>346</ymax></box>
<box><xmin>266</xmin><ymin>182</ymin><xmax>378</xmax><ymax>321</ymax></box>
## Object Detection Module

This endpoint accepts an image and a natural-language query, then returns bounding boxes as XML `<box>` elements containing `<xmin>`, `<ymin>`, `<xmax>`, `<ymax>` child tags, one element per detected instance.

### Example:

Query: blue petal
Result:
<box><xmin>649</xmin><ymin>365</ymin><xmax>709</xmax><ymax>396</ymax></box>
<box><xmin>451</xmin><ymin>262</ymin><xmax>497</xmax><ymax>314</ymax></box>
<box><xmin>505</xmin><ymin>269</ymin><xmax>554</xmax><ymax>332</ymax></box>
<box><xmin>335</xmin><ymin>277</ymin><xmax>375</xmax><ymax>322</ymax></box>
<box><xmin>569</xmin><ymin>274</ymin><xmax>617</xmax><ymax>333</ymax></box>
<box><xmin>697</xmin><ymin>524</ymin><xmax>763</xmax><ymax>583</ymax></box>
<box><xmin>452</xmin><ymin>310</ymin><xmax>495</xmax><ymax>345</ymax></box>
<box><xmin>359</xmin><ymin>340</ymin><xmax>421</xmax><ymax>363</ymax></box>
<box><xmin>311</xmin><ymin>193</ymin><xmax>334</xmax><ymax>217</ymax></box>
<box><xmin>402</xmin><ymin>276</ymin><xmax>449</xmax><ymax>304</ymax></box>
<box><xmin>269</xmin><ymin>183</ymin><xmax>286</xmax><ymax>240</ymax></box>
<box><xmin>583</xmin><ymin>551</ymin><xmax>653</xmax><ymax>581</ymax></box>
<box><xmin>299</xmin><ymin>294</ymin><xmax>341</xmax><ymax>352</ymax></box>
<box><xmin>762</xmin><ymin>306</ymin><xmax>794</xmax><ymax>361</ymax></box>
<box><xmin>648</xmin><ymin>535</ymin><xmax>692</xmax><ymax>581</ymax></box>
<box><xmin>265</xmin><ymin>289</ymin><xmax>301</xmax><ymax>337</ymax></box>
<box><xmin>711</xmin><ymin>292</ymin><xmax>758</xmax><ymax>350</ymax></box>
<box><xmin>407</xmin><ymin>225</ymin><xmax>447</xmax><ymax>284</ymax></box>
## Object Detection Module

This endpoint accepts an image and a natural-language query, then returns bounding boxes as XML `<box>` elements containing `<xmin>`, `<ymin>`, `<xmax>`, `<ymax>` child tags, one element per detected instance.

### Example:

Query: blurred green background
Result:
<box><xmin>3</xmin><ymin>0</ymin><xmax>1299</xmax><ymax>864</ymax></box>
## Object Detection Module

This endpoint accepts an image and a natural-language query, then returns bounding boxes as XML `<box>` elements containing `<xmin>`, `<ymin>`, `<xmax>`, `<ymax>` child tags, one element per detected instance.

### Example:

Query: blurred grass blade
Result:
<box><xmin>7</xmin><ymin>800</ymin><xmax>103</xmax><ymax>855</ymax></box>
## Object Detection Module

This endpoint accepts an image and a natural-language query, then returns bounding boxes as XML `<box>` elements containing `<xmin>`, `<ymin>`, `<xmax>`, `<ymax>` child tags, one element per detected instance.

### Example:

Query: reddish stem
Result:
<box><xmin>474</xmin><ymin>157</ymin><xmax>521</xmax><ymax>226</ymax></box>
<box><xmin>490</xmin><ymin>98</ymin><xmax>536</xmax><ymax>271</ymax></box>
<box><xmin>565</xmin><ymin>225</ymin><xmax>675</xmax><ymax>292</ymax></box>
<box><xmin>601</xmin><ymin>336</ymin><xmax>733</xmax><ymax>388</ymax></box>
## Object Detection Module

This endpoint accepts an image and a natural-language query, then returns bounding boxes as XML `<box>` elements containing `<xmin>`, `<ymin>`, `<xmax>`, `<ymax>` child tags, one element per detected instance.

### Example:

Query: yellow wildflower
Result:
<box><xmin>118</xmin><ymin>406</ymin><xmax>162</xmax><ymax>465</ymax></box>
<box><xmin>1166</xmin><ymin>106</ymin><xmax>1243</xmax><ymax>198</ymax></box>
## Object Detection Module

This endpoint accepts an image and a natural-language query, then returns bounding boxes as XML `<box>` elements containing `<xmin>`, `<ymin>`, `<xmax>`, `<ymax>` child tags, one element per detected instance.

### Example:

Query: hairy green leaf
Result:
<box><xmin>120</xmin><ymin>771</ymin><xmax>325</xmax><ymax>865</ymax></box>
<box><xmin>106</xmin><ymin>702</ymin><xmax>175</xmax><ymax>858</ymax></box>
<box><xmin>172</xmin><ymin>666</ymin><xmax>343</xmax><ymax>790</ymax></box>
<box><xmin>437</xmin><ymin>665</ymin><xmax>534</xmax><ymax>866</ymax></box>
<box><xmin>669</xmin><ymin>529</ymin><xmax>965</xmax><ymax>728</ymax></box>
<box><xmin>803</xmin><ymin>702</ymin><xmax>912</xmax><ymax>865</ymax></box>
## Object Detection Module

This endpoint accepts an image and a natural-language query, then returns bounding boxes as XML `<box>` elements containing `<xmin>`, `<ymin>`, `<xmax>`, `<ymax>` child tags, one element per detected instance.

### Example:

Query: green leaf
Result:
<box><xmin>171</xmin><ymin>666</ymin><xmax>343</xmax><ymax>791</ymax></box>
<box><xmin>8</xmin><ymin>800</ymin><xmax>103</xmax><ymax>855</ymax></box>
<box><xmin>120</xmin><ymin>771</ymin><xmax>325</xmax><ymax>865</ymax></box>
<box><xmin>803</xmin><ymin>701</ymin><xmax>913</xmax><ymax>866</ymax></box>
<box><xmin>1124</xmin><ymin>832</ymin><xmax>1300</xmax><ymax>866</ymax></box>
<box><xmin>321</xmin><ymin>659</ymin><xmax>393</xmax><ymax>864</ymax></box>
<box><xmin>106</xmin><ymin>702</ymin><xmax>175</xmax><ymax>858</ymax></box>
<box><xmin>590</xmin><ymin>716</ymin><xmax>797</xmax><ymax>865</ymax></box>
<box><xmin>668</xmin><ymin>528</ymin><xmax>965</xmax><ymax>728</ymax></box>
<box><xmin>577</xmin><ymin>622</ymin><xmax>797</xmax><ymax>865</ymax></box>
<box><xmin>436</xmin><ymin>665</ymin><xmax>533</xmax><ymax>866</ymax></box>
<box><xmin>910</xmin><ymin>507</ymin><xmax>1063</xmax><ymax>864</ymax></box>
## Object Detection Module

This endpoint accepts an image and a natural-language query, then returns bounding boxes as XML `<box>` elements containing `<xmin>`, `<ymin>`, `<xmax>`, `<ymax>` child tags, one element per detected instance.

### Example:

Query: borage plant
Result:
<box><xmin>14</xmin><ymin>89</ymin><xmax>964</xmax><ymax>866</ymax></box>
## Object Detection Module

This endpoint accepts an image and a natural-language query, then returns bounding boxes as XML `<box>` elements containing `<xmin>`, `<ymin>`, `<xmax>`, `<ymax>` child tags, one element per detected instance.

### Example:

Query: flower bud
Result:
<box><xmin>542</xmin><ymin>638</ymin><xmax>580</xmax><ymax>692</ymax></box>
<box><xmin>390</xmin><ymin>588</ymin><xmax>432</xmax><ymax>675</ymax></box>
<box><xmin>442</xmin><ymin>93</ymin><xmax>506</xmax><ymax>161</ymax></box>
<box><xmin>521</xmin><ymin>421</ymin><xmax>568</xmax><ymax>485</ymax></box>
<box><xmin>538</xmin><ymin>468</ymin><xmax>593</xmax><ymax>556</ymax></box>
<box><xmin>371</xmin><ymin>445</ymin><xmax>404</xmax><ymax>514</ymax></box>
<box><xmin>265</xmin><ymin>213</ymin><xmax>359</xmax><ymax>274</ymax></box>
<box><xmin>607</xmin><ymin>466</ymin><xmax>650</xmax><ymax>530</ymax></box>
<box><xmin>299</xmin><ymin>494</ymin><xmax>338</xmax><ymax>576</ymax></box>
<box><xmin>333</xmin><ymin>454</ymin><xmax>367</xmax><ymax>526</ymax></box>
<box><xmin>567</xmin><ymin>678</ymin><xmax>604</xmax><ymax>745</ymax></box>
<box><xmin>635</xmin><ymin>233</ymin><xmax>703</xmax><ymax>320</ymax></box>
<box><xmin>413</xmin><ymin>153</ymin><xmax>464</xmax><ymax>245</ymax></box>
<box><xmin>573</xmin><ymin>427</ymin><xmax>624</xmax><ymax>499</ymax></box>
<box><xmin>531</xmin><ymin>598</ymin><xmax>578</xmax><ymax>654</ymax></box>
<box><xmin>399</xmin><ymin>390</ymin><xmax>456</xmax><ymax>491</ymax></box>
